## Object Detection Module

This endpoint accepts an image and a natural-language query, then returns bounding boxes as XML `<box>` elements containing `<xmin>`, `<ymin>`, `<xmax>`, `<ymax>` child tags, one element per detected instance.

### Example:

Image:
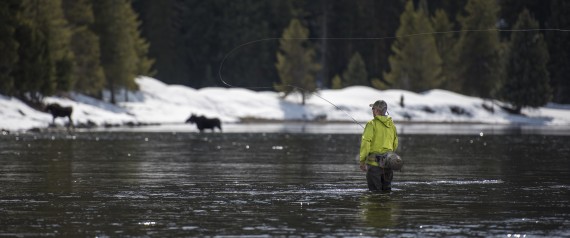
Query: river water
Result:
<box><xmin>1</xmin><ymin>124</ymin><xmax>569</xmax><ymax>237</ymax></box>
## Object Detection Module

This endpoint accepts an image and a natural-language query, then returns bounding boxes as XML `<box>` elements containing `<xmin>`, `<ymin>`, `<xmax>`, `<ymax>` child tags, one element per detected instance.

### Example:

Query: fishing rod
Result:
<box><xmin>218</xmin><ymin>28</ymin><xmax>570</xmax><ymax>129</ymax></box>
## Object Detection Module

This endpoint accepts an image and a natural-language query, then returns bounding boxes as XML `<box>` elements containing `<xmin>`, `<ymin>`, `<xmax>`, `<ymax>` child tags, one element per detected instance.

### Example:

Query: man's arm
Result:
<box><xmin>393</xmin><ymin>127</ymin><xmax>399</xmax><ymax>151</ymax></box>
<box><xmin>359</xmin><ymin>123</ymin><xmax>374</xmax><ymax>164</ymax></box>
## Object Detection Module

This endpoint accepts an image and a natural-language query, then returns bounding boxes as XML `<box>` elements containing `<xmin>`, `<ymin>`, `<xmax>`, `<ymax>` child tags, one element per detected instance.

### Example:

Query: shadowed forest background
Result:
<box><xmin>1</xmin><ymin>0</ymin><xmax>570</xmax><ymax>113</ymax></box>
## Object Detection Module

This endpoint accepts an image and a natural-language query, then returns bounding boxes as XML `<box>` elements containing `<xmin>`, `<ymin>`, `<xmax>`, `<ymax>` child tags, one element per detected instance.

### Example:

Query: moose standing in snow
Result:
<box><xmin>45</xmin><ymin>103</ymin><xmax>73</xmax><ymax>128</ymax></box>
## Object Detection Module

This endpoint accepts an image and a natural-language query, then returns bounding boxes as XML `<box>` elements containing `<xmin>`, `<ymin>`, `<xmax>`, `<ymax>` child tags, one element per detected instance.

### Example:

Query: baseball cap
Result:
<box><xmin>369</xmin><ymin>100</ymin><xmax>388</xmax><ymax>115</ymax></box>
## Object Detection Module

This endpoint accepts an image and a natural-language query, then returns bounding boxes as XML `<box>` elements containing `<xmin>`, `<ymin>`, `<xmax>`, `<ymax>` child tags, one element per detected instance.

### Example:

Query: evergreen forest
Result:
<box><xmin>1</xmin><ymin>0</ymin><xmax>570</xmax><ymax>111</ymax></box>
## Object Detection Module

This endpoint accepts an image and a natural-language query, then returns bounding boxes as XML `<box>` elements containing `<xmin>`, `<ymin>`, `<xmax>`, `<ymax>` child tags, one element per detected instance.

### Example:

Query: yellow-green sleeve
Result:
<box><xmin>359</xmin><ymin>122</ymin><xmax>374</xmax><ymax>163</ymax></box>
<box><xmin>393</xmin><ymin>127</ymin><xmax>399</xmax><ymax>151</ymax></box>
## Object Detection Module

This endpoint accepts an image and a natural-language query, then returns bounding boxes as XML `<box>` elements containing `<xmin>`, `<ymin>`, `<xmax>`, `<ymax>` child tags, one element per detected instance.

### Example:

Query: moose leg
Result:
<box><xmin>68</xmin><ymin>116</ymin><xmax>74</xmax><ymax>128</ymax></box>
<box><xmin>215</xmin><ymin>120</ymin><xmax>222</xmax><ymax>132</ymax></box>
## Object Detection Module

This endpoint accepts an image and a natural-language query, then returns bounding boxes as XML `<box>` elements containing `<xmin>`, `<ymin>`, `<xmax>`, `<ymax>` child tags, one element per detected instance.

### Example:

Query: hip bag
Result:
<box><xmin>367</xmin><ymin>152</ymin><xmax>404</xmax><ymax>171</ymax></box>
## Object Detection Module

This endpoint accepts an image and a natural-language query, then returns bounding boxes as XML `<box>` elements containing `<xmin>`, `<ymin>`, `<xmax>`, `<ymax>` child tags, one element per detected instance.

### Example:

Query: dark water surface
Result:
<box><xmin>1</xmin><ymin>128</ymin><xmax>569</xmax><ymax>237</ymax></box>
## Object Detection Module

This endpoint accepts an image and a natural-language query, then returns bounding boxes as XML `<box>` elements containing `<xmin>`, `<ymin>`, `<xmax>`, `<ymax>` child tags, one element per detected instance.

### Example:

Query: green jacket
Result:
<box><xmin>359</xmin><ymin>115</ymin><xmax>398</xmax><ymax>166</ymax></box>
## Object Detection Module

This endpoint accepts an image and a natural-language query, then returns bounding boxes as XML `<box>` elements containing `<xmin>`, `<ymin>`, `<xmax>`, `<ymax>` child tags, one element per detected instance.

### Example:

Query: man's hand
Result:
<box><xmin>359</xmin><ymin>163</ymin><xmax>367</xmax><ymax>172</ymax></box>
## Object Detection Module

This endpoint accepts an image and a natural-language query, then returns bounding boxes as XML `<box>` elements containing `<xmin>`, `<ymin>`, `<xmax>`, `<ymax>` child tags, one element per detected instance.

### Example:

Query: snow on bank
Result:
<box><xmin>1</xmin><ymin>76</ymin><xmax>569</xmax><ymax>132</ymax></box>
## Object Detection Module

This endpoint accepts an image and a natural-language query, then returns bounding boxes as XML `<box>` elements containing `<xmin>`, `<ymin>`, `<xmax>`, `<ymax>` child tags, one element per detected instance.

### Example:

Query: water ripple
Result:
<box><xmin>400</xmin><ymin>179</ymin><xmax>504</xmax><ymax>185</ymax></box>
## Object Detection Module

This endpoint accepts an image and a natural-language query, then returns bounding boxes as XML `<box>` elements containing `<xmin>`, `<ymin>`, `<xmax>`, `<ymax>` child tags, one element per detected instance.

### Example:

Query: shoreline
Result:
<box><xmin>6</xmin><ymin>120</ymin><xmax>569</xmax><ymax>136</ymax></box>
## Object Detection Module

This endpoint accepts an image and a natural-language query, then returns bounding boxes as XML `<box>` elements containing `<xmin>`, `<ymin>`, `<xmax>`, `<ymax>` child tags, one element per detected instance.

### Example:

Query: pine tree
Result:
<box><xmin>93</xmin><ymin>0</ymin><xmax>153</xmax><ymax>104</ymax></box>
<box><xmin>454</xmin><ymin>0</ymin><xmax>503</xmax><ymax>98</ymax></box>
<box><xmin>62</xmin><ymin>0</ymin><xmax>105</xmax><ymax>97</ymax></box>
<box><xmin>321</xmin><ymin>0</ymin><xmax>403</xmax><ymax>89</ymax></box>
<box><xmin>13</xmin><ymin>20</ymin><xmax>55</xmax><ymax>105</ymax></box>
<box><xmin>342</xmin><ymin>52</ymin><xmax>368</xmax><ymax>87</ymax></box>
<box><xmin>93</xmin><ymin>0</ymin><xmax>133</xmax><ymax>104</ymax></box>
<box><xmin>0</xmin><ymin>0</ymin><xmax>20</xmax><ymax>96</ymax></box>
<box><xmin>134</xmin><ymin>0</ymin><xmax>184</xmax><ymax>85</ymax></box>
<box><xmin>215</xmin><ymin>0</ymin><xmax>277</xmax><ymax>89</ymax></box>
<box><xmin>22</xmin><ymin>0</ymin><xmax>74</xmax><ymax>93</ymax></box>
<box><xmin>331</xmin><ymin>74</ymin><xmax>342</xmax><ymax>89</ymax></box>
<box><xmin>431</xmin><ymin>9</ymin><xmax>457</xmax><ymax>91</ymax></box>
<box><xmin>124</xmin><ymin>1</ymin><xmax>154</xmax><ymax>79</ymax></box>
<box><xmin>546</xmin><ymin>1</ymin><xmax>570</xmax><ymax>103</ymax></box>
<box><xmin>274</xmin><ymin>18</ymin><xmax>320</xmax><ymax>105</ymax></box>
<box><xmin>175</xmin><ymin>1</ymin><xmax>220</xmax><ymax>88</ymax></box>
<box><xmin>499</xmin><ymin>0</ymin><xmax>550</xmax><ymax>34</ymax></box>
<box><xmin>500</xmin><ymin>9</ymin><xmax>551</xmax><ymax>114</ymax></box>
<box><xmin>371</xmin><ymin>78</ymin><xmax>390</xmax><ymax>90</ymax></box>
<box><xmin>383</xmin><ymin>0</ymin><xmax>443</xmax><ymax>92</ymax></box>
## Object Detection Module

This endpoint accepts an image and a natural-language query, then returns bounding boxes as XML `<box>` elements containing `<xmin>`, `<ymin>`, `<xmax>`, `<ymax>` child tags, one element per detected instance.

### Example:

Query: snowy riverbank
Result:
<box><xmin>1</xmin><ymin>76</ymin><xmax>570</xmax><ymax>132</ymax></box>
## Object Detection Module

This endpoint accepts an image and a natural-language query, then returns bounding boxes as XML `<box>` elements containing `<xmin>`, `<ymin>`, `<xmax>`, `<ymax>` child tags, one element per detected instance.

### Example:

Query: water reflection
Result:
<box><xmin>360</xmin><ymin>193</ymin><xmax>400</xmax><ymax>229</ymax></box>
<box><xmin>41</xmin><ymin>139</ymin><xmax>74</xmax><ymax>193</ymax></box>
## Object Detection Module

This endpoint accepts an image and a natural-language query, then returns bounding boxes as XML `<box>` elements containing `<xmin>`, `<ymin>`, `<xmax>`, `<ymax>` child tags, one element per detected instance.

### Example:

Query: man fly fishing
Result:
<box><xmin>359</xmin><ymin>100</ymin><xmax>399</xmax><ymax>192</ymax></box>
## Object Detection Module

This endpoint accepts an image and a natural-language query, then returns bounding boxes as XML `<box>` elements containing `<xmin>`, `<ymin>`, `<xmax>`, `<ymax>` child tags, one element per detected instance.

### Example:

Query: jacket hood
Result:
<box><xmin>374</xmin><ymin>115</ymin><xmax>394</xmax><ymax>128</ymax></box>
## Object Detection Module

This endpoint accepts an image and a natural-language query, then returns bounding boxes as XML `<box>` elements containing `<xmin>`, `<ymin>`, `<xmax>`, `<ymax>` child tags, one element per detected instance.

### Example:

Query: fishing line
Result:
<box><xmin>218</xmin><ymin>28</ymin><xmax>569</xmax><ymax>129</ymax></box>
